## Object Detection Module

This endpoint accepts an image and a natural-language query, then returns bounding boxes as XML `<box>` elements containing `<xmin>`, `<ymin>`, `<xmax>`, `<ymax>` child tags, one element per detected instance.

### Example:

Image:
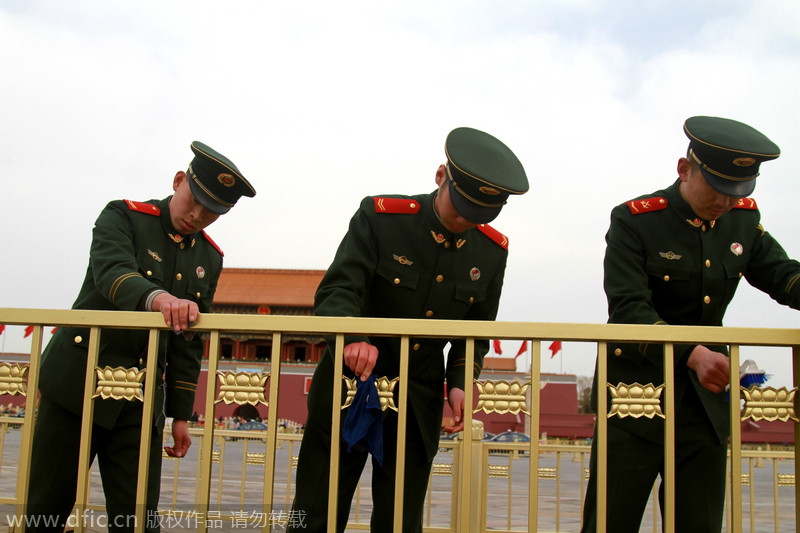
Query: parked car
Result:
<box><xmin>227</xmin><ymin>420</ymin><xmax>268</xmax><ymax>441</ymax></box>
<box><xmin>486</xmin><ymin>431</ymin><xmax>531</xmax><ymax>454</ymax></box>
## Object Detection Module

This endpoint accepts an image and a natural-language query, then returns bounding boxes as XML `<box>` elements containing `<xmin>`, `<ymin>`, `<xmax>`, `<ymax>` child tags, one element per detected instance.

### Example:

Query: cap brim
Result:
<box><xmin>188</xmin><ymin>178</ymin><xmax>232</xmax><ymax>215</ymax></box>
<box><xmin>700</xmin><ymin>169</ymin><xmax>756</xmax><ymax>199</ymax></box>
<box><xmin>448</xmin><ymin>181</ymin><xmax>502</xmax><ymax>224</ymax></box>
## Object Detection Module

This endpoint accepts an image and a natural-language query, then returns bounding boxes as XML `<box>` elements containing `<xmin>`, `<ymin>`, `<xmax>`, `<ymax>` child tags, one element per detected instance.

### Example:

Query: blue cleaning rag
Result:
<box><xmin>342</xmin><ymin>375</ymin><xmax>384</xmax><ymax>465</ymax></box>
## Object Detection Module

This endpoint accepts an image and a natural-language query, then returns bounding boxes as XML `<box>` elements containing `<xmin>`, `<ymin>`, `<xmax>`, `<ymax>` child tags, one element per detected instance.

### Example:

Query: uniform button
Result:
<box><xmin>436</xmin><ymin>275</ymin><xmax>444</xmax><ymax>282</ymax></box>
<box><xmin>139</xmin><ymin>358</ymin><xmax>144</xmax><ymax>366</ymax></box>
<box><xmin>739</xmin><ymin>272</ymin><xmax>743</xmax><ymax>278</ymax></box>
<box><xmin>196</xmin><ymin>292</ymin><xmax>201</xmax><ymax>298</ymax></box>
<box><xmin>146</xmin><ymin>270</ymin><xmax>153</xmax><ymax>277</ymax></box>
<box><xmin>614</xmin><ymin>348</ymin><xmax>622</xmax><ymax>356</ymax></box>
<box><xmin>176</xmin><ymin>273</ymin><xmax>182</xmax><ymax>281</ymax></box>
<box><xmin>704</xmin><ymin>295</ymin><xmax>711</xmax><ymax>304</ymax></box>
<box><xmin>469</xmin><ymin>297</ymin><xmax>474</xmax><ymax>303</ymax></box>
<box><xmin>180</xmin><ymin>242</ymin><xmax>185</xmax><ymax>249</ymax></box>
<box><xmin>394</xmin><ymin>278</ymin><xmax>400</xmax><ymax>285</ymax></box>
<box><xmin>410</xmin><ymin>203</ymin><xmax>416</xmax><ymax>209</ymax></box>
<box><xmin>425</xmin><ymin>310</ymin><xmax>434</xmax><ymax>317</ymax></box>
<box><xmin>74</xmin><ymin>336</ymin><xmax>82</xmax><ymax>344</ymax></box>
<box><xmin>444</xmin><ymin>241</ymin><xmax>451</xmax><ymax>248</ymax></box>
<box><xmin>413</xmin><ymin>343</ymin><xmax>420</xmax><ymax>351</ymax></box>
<box><xmin>702</xmin><ymin>225</ymin><xmax>707</xmax><ymax>232</ymax></box>
<box><xmin>663</xmin><ymin>275</ymin><xmax>670</xmax><ymax>282</ymax></box>
<box><xmin>705</xmin><ymin>259</ymin><xmax>711</xmax><ymax>268</ymax></box>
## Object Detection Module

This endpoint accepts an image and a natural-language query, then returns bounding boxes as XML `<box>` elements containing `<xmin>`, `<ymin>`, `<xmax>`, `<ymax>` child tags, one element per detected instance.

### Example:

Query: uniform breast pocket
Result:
<box><xmin>187</xmin><ymin>279</ymin><xmax>211</xmax><ymax>302</ymax></box>
<box><xmin>136</xmin><ymin>251</ymin><xmax>165</xmax><ymax>283</ymax></box>
<box><xmin>454</xmin><ymin>282</ymin><xmax>487</xmax><ymax>306</ymax></box>
<box><xmin>376</xmin><ymin>259</ymin><xmax>419</xmax><ymax>290</ymax></box>
<box><xmin>645</xmin><ymin>259</ymin><xmax>691</xmax><ymax>284</ymax></box>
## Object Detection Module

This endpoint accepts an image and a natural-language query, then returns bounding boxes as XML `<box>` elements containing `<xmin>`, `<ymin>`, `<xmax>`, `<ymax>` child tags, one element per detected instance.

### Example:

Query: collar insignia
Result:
<box><xmin>168</xmin><ymin>233</ymin><xmax>184</xmax><ymax>243</ymax></box>
<box><xmin>147</xmin><ymin>249</ymin><xmax>162</xmax><ymax>263</ymax></box>
<box><xmin>686</xmin><ymin>218</ymin><xmax>703</xmax><ymax>228</ymax></box>
<box><xmin>431</xmin><ymin>231</ymin><xmax>446</xmax><ymax>244</ymax></box>
<box><xmin>659</xmin><ymin>251</ymin><xmax>682</xmax><ymax>260</ymax></box>
<box><xmin>456</xmin><ymin>239</ymin><xmax>466</xmax><ymax>249</ymax></box>
<box><xmin>393</xmin><ymin>254</ymin><xmax>413</xmax><ymax>266</ymax></box>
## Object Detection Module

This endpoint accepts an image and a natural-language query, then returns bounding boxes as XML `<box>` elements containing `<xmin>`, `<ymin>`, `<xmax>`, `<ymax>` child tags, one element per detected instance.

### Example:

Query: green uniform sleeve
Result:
<box><xmin>744</xmin><ymin>225</ymin><xmax>800</xmax><ymax>309</ymax></box>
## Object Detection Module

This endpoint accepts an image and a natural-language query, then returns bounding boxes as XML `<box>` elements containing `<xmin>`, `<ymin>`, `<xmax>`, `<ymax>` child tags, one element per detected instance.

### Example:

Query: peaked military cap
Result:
<box><xmin>187</xmin><ymin>141</ymin><xmax>256</xmax><ymax>214</ymax></box>
<box><xmin>684</xmin><ymin>116</ymin><xmax>780</xmax><ymax>198</ymax></box>
<box><xmin>444</xmin><ymin>127</ymin><xmax>529</xmax><ymax>224</ymax></box>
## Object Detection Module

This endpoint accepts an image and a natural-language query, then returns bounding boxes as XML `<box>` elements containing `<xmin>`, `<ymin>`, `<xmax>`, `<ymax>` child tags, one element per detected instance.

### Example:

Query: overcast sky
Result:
<box><xmin>1</xmin><ymin>1</ymin><xmax>799</xmax><ymax>387</ymax></box>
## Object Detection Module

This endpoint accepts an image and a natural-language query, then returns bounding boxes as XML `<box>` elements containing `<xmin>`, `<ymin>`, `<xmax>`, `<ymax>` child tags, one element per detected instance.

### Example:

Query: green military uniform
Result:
<box><xmin>290</xmin><ymin>127</ymin><xmax>529</xmax><ymax>533</ymax></box>
<box><xmin>27</xmin><ymin>142</ymin><xmax>255</xmax><ymax>532</ymax></box>
<box><xmin>582</xmin><ymin>117</ymin><xmax>798</xmax><ymax>532</ymax></box>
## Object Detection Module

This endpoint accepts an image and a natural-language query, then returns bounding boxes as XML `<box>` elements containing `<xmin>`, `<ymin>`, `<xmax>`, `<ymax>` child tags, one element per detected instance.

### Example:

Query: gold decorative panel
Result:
<box><xmin>607</xmin><ymin>382</ymin><xmax>664</xmax><ymax>419</ymax></box>
<box><xmin>474</xmin><ymin>379</ymin><xmax>530</xmax><ymax>415</ymax></box>
<box><xmin>246</xmin><ymin>452</ymin><xmax>266</xmax><ymax>465</ymax></box>
<box><xmin>93</xmin><ymin>366</ymin><xmax>145</xmax><ymax>401</ymax></box>
<box><xmin>0</xmin><ymin>362</ymin><xmax>28</xmax><ymax>396</ymax></box>
<box><xmin>740</xmin><ymin>386</ymin><xmax>798</xmax><ymax>422</ymax></box>
<box><xmin>538</xmin><ymin>467</ymin><xmax>556</xmax><ymax>479</ymax></box>
<box><xmin>341</xmin><ymin>375</ymin><xmax>399</xmax><ymax>412</ymax></box>
<box><xmin>215</xmin><ymin>371</ymin><xmax>269</xmax><ymax>406</ymax></box>
<box><xmin>488</xmin><ymin>464</ymin><xmax>509</xmax><ymax>478</ymax></box>
<box><xmin>432</xmin><ymin>463</ymin><xmax>453</xmax><ymax>476</ymax></box>
<box><xmin>778</xmin><ymin>473</ymin><xmax>795</xmax><ymax>487</ymax></box>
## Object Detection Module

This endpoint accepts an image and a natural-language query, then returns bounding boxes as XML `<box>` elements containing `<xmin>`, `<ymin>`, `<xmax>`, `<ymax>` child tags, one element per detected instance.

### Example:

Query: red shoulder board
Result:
<box><xmin>626</xmin><ymin>196</ymin><xmax>667</xmax><ymax>215</ymax></box>
<box><xmin>477</xmin><ymin>224</ymin><xmax>508</xmax><ymax>250</ymax></box>
<box><xmin>124</xmin><ymin>199</ymin><xmax>160</xmax><ymax>216</ymax></box>
<box><xmin>202</xmin><ymin>230</ymin><xmax>224</xmax><ymax>256</ymax></box>
<box><xmin>373</xmin><ymin>197</ymin><xmax>421</xmax><ymax>214</ymax></box>
<box><xmin>733</xmin><ymin>198</ymin><xmax>758</xmax><ymax>210</ymax></box>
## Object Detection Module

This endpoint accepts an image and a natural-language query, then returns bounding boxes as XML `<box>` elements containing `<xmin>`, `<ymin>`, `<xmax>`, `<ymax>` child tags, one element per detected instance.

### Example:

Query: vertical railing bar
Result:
<box><xmin>529</xmin><ymin>339</ymin><xmax>541</xmax><ymax>531</ymax></box>
<box><xmin>392</xmin><ymin>335</ymin><xmax>411</xmax><ymax>533</ymax></box>
<box><xmin>326</xmin><ymin>334</ymin><xmax>345</xmax><ymax>533</ymax></box>
<box><xmin>729</xmin><ymin>344</ymin><xmax>742</xmax><ymax>533</ymax></box>
<box><xmin>663</xmin><ymin>342</ymin><xmax>675</xmax><ymax>533</ymax></box>
<box><xmin>793</xmin><ymin>345</ymin><xmax>800</xmax><ymax>531</ymax></box>
<box><xmin>772</xmin><ymin>457</ymin><xmax>779</xmax><ymax>533</ymax></box>
<box><xmin>596</xmin><ymin>341</ymin><xmax>607</xmax><ymax>533</ymax></box>
<box><xmin>133</xmin><ymin>328</ymin><xmax>161</xmax><ymax>532</ymax></box>
<box><xmin>15</xmin><ymin>324</ymin><xmax>44</xmax><ymax>529</ymax></box>
<box><xmin>198</xmin><ymin>329</ymin><xmax>222</xmax><ymax>533</ymax></box>
<box><xmin>75</xmin><ymin>326</ymin><xmax>101</xmax><ymax>533</ymax></box>
<box><xmin>262</xmin><ymin>332</ymin><xmax>282</xmax><ymax>533</ymax></box>
<box><xmin>457</xmin><ymin>337</ymin><xmax>476</xmax><ymax>533</ymax></box>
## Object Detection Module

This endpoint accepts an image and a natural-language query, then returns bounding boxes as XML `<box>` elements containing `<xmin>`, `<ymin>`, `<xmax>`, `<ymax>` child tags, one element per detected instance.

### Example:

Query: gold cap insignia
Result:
<box><xmin>478</xmin><ymin>186</ymin><xmax>501</xmax><ymax>195</ymax></box>
<box><xmin>218</xmin><ymin>173</ymin><xmax>236</xmax><ymax>187</ymax></box>
<box><xmin>733</xmin><ymin>157</ymin><xmax>757</xmax><ymax>167</ymax></box>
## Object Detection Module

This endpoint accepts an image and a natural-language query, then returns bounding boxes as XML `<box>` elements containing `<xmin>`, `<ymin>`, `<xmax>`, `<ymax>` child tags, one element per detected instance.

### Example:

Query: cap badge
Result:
<box><xmin>431</xmin><ymin>231</ymin><xmax>446</xmax><ymax>244</ymax></box>
<box><xmin>147</xmin><ymin>249</ymin><xmax>162</xmax><ymax>263</ymax></box>
<box><xmin>659</xmin><ymin>251</ymin><xmax>682</xmax><ymax>260</ymax></box>
<box><xmin>730</xmin><ymin>242</ymin><xmax>744</xmax><ymax>256</ymax></box>
<box><xmin>478</xmin><ymin>186</ymin><xmax>501</xmax><ymax>195</ymax></box>
<box><xmin>733</xmin><ymin>157</ymin><xmax>757</xmax><ymax>167</ymax></box>
<box><xmin>470</xmin><ymin>267</ymin><xmax>480</xmax><ymax>281</ymax></box>
<box><xmin>456</xmin><ymin>239</ymin><xmax>466</xmax><ymax>249</ymax></box>
<box><xmin>393</xmin><ymin>254</ymin><xmax>414</xmax><ymax>266</ymax></box>
<box><xmin>196</xmin><ymin>266</ymin><xmax>205</xmax><ymax>279</ymax></box>
<box><xmin>218</xmin><ymin>173</ymin><xmax>236</xmax><ymax>187</ymax></box>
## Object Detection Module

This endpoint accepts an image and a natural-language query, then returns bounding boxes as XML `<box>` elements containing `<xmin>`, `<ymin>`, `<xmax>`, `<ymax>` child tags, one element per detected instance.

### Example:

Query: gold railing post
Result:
<box><xmin>262</xmin><ymin>332</ymin><xmax>282</xmax><ymax>533</ymax></box>
<box><xmin>529</xmin><ymin>339</ymin><xmax>541</xmax><ymax>530</ymax></box>
<box><xmin>596</xmin><ymin>341</ymin><xmax>607</xmax><ymax>533</ymax></box>
<box><xmin>663</xmin><ymin>343</ymin><xmax>675</xmax><ymax>533</ymax></box>
<box><xmin>793</xmin><ymin>345</ymin><xmax>799</xmax><ymax>530</ymax></box>
<box><xmin>74</xmin><ymin>326</ymin><xmax>101</xmax><ymax>533</ymax></box>
<box><xmin>326</xmin><ymin>334</ymin><xmax>345</xmax><ymax>533</ymax></box>
<box><xmin>198</xmin><ymin>329</ymin><xmax>221</xmax><ymax>533</ymax></box>
<box><xmin>456</xmin><ymin>338</ymin><xmax>476</xmax><ymax>533</ymax></box>
<box><xmin>729</xmin><ymin>344</ymin><xmax>742</xmax><ymax>533</ymax></box>
<box><xmin>133</xmin><ymin>328</ymin><xmax>161</xmax><ymax>532</ymax></box>
<box><xmin>15</xmin><ymin>325</ymin><xmax>43</xmax><ymax>533</ymax></box>
<box><xmin>392</xmin><ymin>335</ymin><xmax>410</xmax><ymax>533</ymax></box>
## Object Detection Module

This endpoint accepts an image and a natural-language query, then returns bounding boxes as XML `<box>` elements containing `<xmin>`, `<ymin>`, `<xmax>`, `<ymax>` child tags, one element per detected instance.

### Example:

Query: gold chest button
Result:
<box><xmin>74</xmin><ymin>336</ymin><xmax>83</xmax><ymax>344</ymax></box>
<box><xmin>196</xmin><ymin>292</ymin><xmax>201</xmax><ymax>298</ymax></box>
<box><xmin>394</xmin><ymin>278</ymin><xmax>400</xmax><ymax>285</ymax></box>
<box><xmin>663</xmin><ymin>275</ymin><xmax>670</xmax><ymax>282</ymax></box>
<box><xmin>413</xmin><ymin>343</ymin><xmax>421</xmax><ymax>351</ymax></box>
<box><xmin>704</xmin><ymin>295</ymin><xmax>711</xmax><ymax>304</ymax></box>
<box><xmin>146</xmin><ymin>270</ymin><xmax>153</xmax><ymax>277</ymax></box>
<box><xmin>705</xmin><ymin>259</ymin><xmax>711</xmax><ymax>268</ymax></box>
<box><xmin>614</xmin><ymin>348</ymin><xmax>622</xmax><ymax>356</ymax></box>
<box><xmin>436</xmin><ymin>275</ymin><xmax>444</xmax><ymax>282</ymax></box>
<box><xmin>425</xmin><ymin>310</ymin><xmax>434</xmax><ymax>318</ymax></box>
<box><xmin>444</xmin><ymin>241</ymin><xmax>451</xmax><ymax>248</ymax></box>
<box><xmin>176</xmin><ymin>273</ymin><xmax>182</xmax><ymax>281</ymax></box>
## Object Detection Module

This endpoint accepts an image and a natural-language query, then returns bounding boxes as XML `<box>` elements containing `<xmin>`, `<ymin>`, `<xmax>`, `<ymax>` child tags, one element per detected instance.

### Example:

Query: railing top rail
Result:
<box><xmin>1</xmin><ymin>307</ymin><xmax>798</xmax><ymax>347</ymax></box>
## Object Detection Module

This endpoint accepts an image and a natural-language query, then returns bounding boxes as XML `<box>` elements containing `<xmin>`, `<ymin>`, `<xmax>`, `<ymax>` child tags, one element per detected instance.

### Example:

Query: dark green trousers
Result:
<box><xmin>581</xmin><ymin>387</ymin><xmax>728</xmax><ymax>533</ymax></box>
<box><xmin>26</xmin><ymin>396</ymin><xmax>163</xmax><ymax>532</ymax></box>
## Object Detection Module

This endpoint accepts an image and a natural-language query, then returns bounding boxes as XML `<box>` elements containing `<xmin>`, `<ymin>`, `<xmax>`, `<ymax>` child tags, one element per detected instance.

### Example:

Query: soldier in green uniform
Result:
<box><xmin>581</xmin><ymin>116</ymin><xmax>799</xmax><ymax>532</ymax></box>
<box><xmin>288</xmin><ymin>127</ymin><xmax>529</xmax><ymax>533</ymax></box>
<box><xmin>26</xmin><ymin>142</ymin><xmax>255</xmax><ymax>532</ymax></box>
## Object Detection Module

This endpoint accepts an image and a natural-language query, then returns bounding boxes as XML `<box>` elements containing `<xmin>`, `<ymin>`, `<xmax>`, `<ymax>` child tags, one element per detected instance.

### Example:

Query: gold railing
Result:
<box><xmin>0</xmin><ymin>308</ymin><xmax>797</xmax><ymax>532</ymax></box>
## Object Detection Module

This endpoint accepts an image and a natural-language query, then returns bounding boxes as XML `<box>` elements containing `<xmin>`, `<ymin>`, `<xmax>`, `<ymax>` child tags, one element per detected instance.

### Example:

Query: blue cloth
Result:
<box><xmin>342</xmin><ymin>375</ymin><xmax>384</xmax><ymax>465</ymax></box>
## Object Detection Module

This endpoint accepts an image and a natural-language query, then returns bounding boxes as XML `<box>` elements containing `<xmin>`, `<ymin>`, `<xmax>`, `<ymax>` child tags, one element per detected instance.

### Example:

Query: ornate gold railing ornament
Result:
<box><xmin>214</xmin><ymin>370</ymin><xmax>269</xmax><ymax>406</ymax></box>
<box><xmin>93</xmin><ymin>366</ymin><xmax>146</xmax><ymax>401</ymax></box>
<box><xmin>0</xmin><ymin>362</ymin><xmax>29</xmax><ymax>396</ymax></box>
<box><xmin>740</xmin><ymin>385</ymin><xmax>799</xmax><ymax>422</ymax></box>
<box><xmin>607</xmin><ymin>382</ymin><xmax>665</xmax><ymax>419</ymax></box>
<box><xmin>473</xmin><ymin>379</ymin><xmax>530</xmax><ymax>416</ymax></box>
<box><xmin>341</xmin><ymin>375</ymin><xmax>399</xmax><ymax>412</ymax></box>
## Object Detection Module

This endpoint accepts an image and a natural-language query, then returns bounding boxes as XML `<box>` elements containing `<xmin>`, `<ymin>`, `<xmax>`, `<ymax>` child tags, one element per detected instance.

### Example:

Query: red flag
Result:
<box><xmin>548</xmin><ymin>341</ymin><xmax>563</xmax><ymax>358</ymax></box>
<box><xmin>0</xmin><ymin>324</ymin><xmax>5</xmax><ymax>335</ymax></box>
<box><xmin>515</xmin><ymin>341</ymin><xmax>527</xmax><ymax>358</ymax></box>
<box><xmin>51</xmin><ymin>327</ymin><xmax>59</xmax><ymax>334</ymax></box>
<box><xmin>24</xmin><ymin>325</ymin><xmax>34</xmax><ymax>338</ymax></box>
<box><xmin>492</xmin><ymin>339</ymin><xmax>502</xmax><ymax>355</ymax></box>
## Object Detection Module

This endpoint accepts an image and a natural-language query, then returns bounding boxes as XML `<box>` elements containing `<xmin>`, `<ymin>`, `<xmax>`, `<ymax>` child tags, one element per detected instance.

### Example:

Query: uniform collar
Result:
<box><xmin>424</xmin><ymin>190</ymin><xmax>472</xmax><ymax>249</ymax></box>
<box><xmin>665</xmin><ymin>179</ymin><xmax>717</xmax><ymax>230</ymax></box>
<box><xmin>159</xmin><ymin>196</ymin><xmax>198</xmax><ymax>247</ymax></box>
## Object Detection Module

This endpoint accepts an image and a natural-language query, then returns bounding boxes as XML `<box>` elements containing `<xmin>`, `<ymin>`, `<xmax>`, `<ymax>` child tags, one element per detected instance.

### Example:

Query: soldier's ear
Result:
<box><xmin>677</xmin><ymin>158</ymin><xmax>692</xmax><ymax>183</ymax></box>
<box><xmin>435</xmin><ymin>164</ymin><xmax>447</xmax><ymax>187</ymax></box>
<box><xmin>173</xmin><ymin>171</ymin><xmax>187</xmax><ymax>191</ymax></box>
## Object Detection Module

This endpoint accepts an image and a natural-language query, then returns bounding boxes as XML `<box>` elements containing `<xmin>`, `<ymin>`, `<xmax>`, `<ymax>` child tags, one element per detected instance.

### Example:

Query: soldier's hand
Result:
<box><xmin>687</xmin><ymin>345</ymin><xmax>730</xmax><ymax>393</ymax></box>
<box><xmin>343</xmin><ymin>341</ymin><xmax>379</xmax><ymax>382</ymax></box>
<box><xmin>152</xmin><ymin>293</ymin><xmax>200</xmax><ymax>332</ymax></box>
<box><xmin>164</xmin><ymin>419</ymin><xmax>192</xmax><ymax>458</ymax></box>
<box><xmin>442</xmin><ymin>387</ymin><xmax>465</xmax><ymax>434</ymax></box>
